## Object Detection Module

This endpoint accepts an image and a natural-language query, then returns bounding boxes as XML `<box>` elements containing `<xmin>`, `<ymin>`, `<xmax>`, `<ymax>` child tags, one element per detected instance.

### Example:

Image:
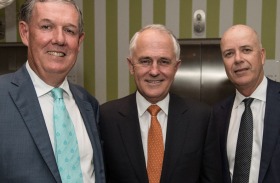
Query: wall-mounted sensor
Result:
<box><xmin>193</xmin><ymin>9</ymin><xmax>205</xmax><ymax>35</ymax></box>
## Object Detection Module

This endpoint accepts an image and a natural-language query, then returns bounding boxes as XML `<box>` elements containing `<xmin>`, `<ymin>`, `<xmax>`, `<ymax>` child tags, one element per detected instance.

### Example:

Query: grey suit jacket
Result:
<box><xmin>213</xmin><ymin>78</ymin><xmax>280</xmax><ymax>183</ymax></box>
<box><xmin>100</xmin><ymin>93</ymin><xmax>222</xmax><ymax>183</ymax></box>
<box><xmin>0</xmin><ymin>65</ymin><xmax>105</xmax><ymax>183</ymax></box>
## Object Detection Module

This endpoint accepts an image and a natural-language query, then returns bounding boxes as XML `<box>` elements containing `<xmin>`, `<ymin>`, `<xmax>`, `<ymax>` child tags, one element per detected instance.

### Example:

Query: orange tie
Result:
<box><xmin>147</xmin><ymin>105</ymin><xmax>164</xmax><ymax>183</ymax></box>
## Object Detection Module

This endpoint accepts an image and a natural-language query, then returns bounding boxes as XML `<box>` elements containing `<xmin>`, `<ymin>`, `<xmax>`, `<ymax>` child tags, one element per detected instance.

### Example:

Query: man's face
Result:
<box><xmin>19</xmin><ymin>1</ymin><xmax>84</xmax><ymax>85</ymax></box>
<box><xmin>220</xmin><ymin>25</ymin><xmax>265</xmax><ymax>94</ymax></box>
<box><xmin>128</xmin><ymin>29</ymin><xmax>181</xmax><ymax>104</ymax></box>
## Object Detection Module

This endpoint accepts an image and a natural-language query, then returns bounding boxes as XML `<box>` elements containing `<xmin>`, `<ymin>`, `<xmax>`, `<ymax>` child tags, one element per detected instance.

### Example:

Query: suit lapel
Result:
<box><xmin>117</xmin><ymin>95</ymin><xmax>149</xmax><ymax>183</ymax></box>
<box><xmin>70</xmin><ymin>85</ymin><xmax>105</xmax><ymax>182</ymax></box>
<box><xmin>160</xmin><ymin>94</ymin><xmax>190</xmax><ymax>182</ymax></box>
<box><xmin>70</xmin><ymin>85</ymin><xmax>97</xmax><ymax>150</ymax></box>
<box><xmin>218</xmin><ymin>96</ymin><xmax>234</xmax><ymax>183</ymax></box>
<box><xmin>258</xmin><ymin>79</ymin><xmax>280</xmax><ymax>182</ymax></box>
<box><xmin>9</xmin><ymin>66</ymin><xmax>61</xmax><ymax>182</ymax></box>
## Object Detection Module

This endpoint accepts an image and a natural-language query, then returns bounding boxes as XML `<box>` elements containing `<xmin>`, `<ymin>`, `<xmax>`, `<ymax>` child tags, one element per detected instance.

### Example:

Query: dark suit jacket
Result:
<box><xmin>0</xmin><ymin>65</ymin><xmax>105</xmax><ymax>183</ymax></box>
<box><xmin>212</xmin><ymin>78</ymin><xmax>280</xmax><ymax>183</ymax></box>
<box><xmin>100</xmin><ymin>93</ymin><xmax>222</xmax><ymax>183</ymax></box>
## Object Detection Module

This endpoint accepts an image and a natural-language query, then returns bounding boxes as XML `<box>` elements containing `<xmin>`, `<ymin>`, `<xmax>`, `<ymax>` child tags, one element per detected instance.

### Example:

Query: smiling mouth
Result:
<box><xmin>48</xmin><ymin>51</ymin><xmax>66</xmax><ymax>57</ymax></box>
<box><xmin>235</xmin><ymin>68</ymin><xmax>249</xmax><ymax>74</ymax></box>
<box><xmin>147</xmin><ymin>80</ymin><xmax>162</xmax><ymax>84</ymax></box>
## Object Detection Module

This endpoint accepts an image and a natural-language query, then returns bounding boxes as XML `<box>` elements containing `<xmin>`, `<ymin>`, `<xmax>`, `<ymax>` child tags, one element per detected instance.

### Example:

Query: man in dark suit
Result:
<box><xmin>100</xmin><ymin>24</ymin><xmax>222</xmax><ymax>183</ymax></box>
<box><xmin>213</xmin><ymin>24</ymin><xmax>280</xmax><ymax>182</ymax></box>
<box><xmin>0</xmin><ymin>0</ymin><xmax>105</xmax><ymax>182</ymax></box>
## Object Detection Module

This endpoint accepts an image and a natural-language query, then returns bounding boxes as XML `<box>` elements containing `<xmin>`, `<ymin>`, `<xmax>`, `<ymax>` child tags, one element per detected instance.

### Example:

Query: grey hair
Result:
<box><xmin>129</xmin><ymin>24</ymin><xmax>181</xmax><ymax>60</ymax></box>
<box><xmin>19</xmin><ymin>0</ymin><xmax>84</xmax><ymax>34</ymax></box>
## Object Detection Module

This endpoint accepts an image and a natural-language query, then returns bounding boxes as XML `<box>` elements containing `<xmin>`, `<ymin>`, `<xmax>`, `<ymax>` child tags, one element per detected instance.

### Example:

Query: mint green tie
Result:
<box><xmin>51</xmin><ymin>88</ymin><xmax>83</xmax><ymax>183</ymax></box>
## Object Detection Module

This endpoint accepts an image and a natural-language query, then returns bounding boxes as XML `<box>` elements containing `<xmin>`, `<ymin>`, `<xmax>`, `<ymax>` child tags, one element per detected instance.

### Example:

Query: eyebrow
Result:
<box><xmin>39</xmin><ymin>19</ymin><xmax>78</xmax><ymax>29</ymax></box>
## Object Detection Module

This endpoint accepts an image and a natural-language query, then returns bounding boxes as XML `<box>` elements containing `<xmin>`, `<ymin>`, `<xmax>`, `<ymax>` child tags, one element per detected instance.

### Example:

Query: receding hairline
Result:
<box><xmin>221</xmin><ymin>24</ymin><xmax>262</xmax><ymax>49</ymax></box>
<box><xmin>129</xmin><ymin>24</ymin><xmax>181</xmax><ymax>61</ymax></box>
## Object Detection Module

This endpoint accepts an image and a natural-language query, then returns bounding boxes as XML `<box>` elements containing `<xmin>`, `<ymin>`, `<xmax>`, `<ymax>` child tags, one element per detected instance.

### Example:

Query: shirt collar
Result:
<box><xmin>25</xmin><ymin>61</ymin><xmax>71</xmax><ymax>98</ymax></box>
<box><xmin>234</xmin><ymin>77</ymin><xmax>267</xmax><ymax>108</ymax></box>
<box><xmin>136</xmin><ymin>91</ymin><xmax>169</xmax><ymax>117</ymax></box>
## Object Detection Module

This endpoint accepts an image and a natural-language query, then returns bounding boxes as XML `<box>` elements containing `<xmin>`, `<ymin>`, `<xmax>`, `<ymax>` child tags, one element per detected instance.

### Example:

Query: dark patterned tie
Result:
<box><xmin>232</xmin><ymin>98</ymin><xmax>254</xmax><ymax>183</ymax></box>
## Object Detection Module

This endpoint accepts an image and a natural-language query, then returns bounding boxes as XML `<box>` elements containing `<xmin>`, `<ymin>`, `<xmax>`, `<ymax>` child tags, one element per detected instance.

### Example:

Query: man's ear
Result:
<box><xmin>260</xmin><ymin>48</ymin><xmax>266</xmax><ymax>66</ymax></box>
<box><xmin>77</xmin><ymin>32</ymin><xmax>85</xmax><ymax>51</ymax></box>
<box><xmin>19</xmin><ymin>21</ymin><xmax>29</xmax><ymax>46</ymax></box>
<box><xmin>127</xmin><ymin>58</ymin><xmax>135</xmax><ymax>75</ymax></box>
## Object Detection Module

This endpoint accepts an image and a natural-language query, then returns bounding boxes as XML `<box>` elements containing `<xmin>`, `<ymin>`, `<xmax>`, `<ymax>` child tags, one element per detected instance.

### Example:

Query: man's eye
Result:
<box><xmin>139</xmin><ymin>59</ymin><xmax>151</xmax><ymax>65</ymax></box>
<box><xmin>224</xmin><ymin>52</ymin><xmax>233</xmax><ymax>58</ymax></box>
<box><xmin>65</xmin><ymin>28</ymin><xmax>76</xmax><ymax>35</ymax></box>
<box><xmin>243</xmin><ymin>48</ymin><xmax>252</xmax><ymax>54</ymax></box>
<box><xmin>159</xmin><ymin>59</ymin><xmax>171</xmax><ymax>66</ymax></box>
<box><xmin>41</xmin><ymin>25</ymin><xmax>51</xmax><ymax>30</ymax></box>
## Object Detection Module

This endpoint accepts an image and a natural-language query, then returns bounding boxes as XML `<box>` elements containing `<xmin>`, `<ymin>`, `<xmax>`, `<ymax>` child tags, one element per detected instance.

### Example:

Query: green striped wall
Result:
<box><xmin>179</xmin><ymin>0</ymin><xmax>192</xmax><ymax>38</ymax></box>
<box><xmin>154</xmin><ymin>0</ymin><xmax>166</xmax><ymax>24</ymax></box>
<box><xmin>106</xmin><ymin>0</ymin><xmax>118</xmax><ymax>101</ymax></box>
<box><xmin>1</xmin><ymin>0</ymin><xmax>279</xmax><ymax>104</ymax></box>
<box><xmin>233</xmin><ymin>0</ymin><xmax>247</xmax><ymax>24</ymax></box>
<box><xmin>129</xmin><ymin>0</ymin><xmax>142</xmax><ymax>93</ymax></box>
<box><xmin>206</xmin><ymin>0</ymin><xmax>220</xmax><ymax>37</ymax></box>
<box><xmin>262</xmin><ymin>0</ymin><xmax>277</xmax><ymax>59</ymax></box>
<box><xmin>83</xmin><ymin>0</ymin><xmax>95</xmax><ymax>95</ymax></box>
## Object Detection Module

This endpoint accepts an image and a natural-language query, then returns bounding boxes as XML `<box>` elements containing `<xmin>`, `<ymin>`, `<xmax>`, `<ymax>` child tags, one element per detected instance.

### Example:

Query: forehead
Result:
<box><xmin>138</xmin><ymin>29</ymin><xmax>171</xmax><ymax>42</ymax></box>
<box><xmin>32</xmin><ymin>1</ymin><xmax>79</xmax><ymax>24</ymax></box>
<box><xmin>221</xmin><ymin>26</ymin><xmax>259</xmax><ymax>50</ymax></box>
<box><xmin>136</xmin><ymin>29</ymin><xmax>174</xmax><ymax>53</ymax></box>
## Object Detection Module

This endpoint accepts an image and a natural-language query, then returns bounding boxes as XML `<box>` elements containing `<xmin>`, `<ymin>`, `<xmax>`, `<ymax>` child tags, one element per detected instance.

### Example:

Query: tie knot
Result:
<box><xmin>147</xmin><ymin>105</ymin><xmax>161</xmax><ymax>116</ymax></box>
<box><xmin>51</xmin><ymin>88</ymin><xmax>63</xmax><ymax>100</ymax></box>
<box><xmin>243</xmin><ymin>98</ymin><xmax>254</xmax><ymax>108</ymax></box>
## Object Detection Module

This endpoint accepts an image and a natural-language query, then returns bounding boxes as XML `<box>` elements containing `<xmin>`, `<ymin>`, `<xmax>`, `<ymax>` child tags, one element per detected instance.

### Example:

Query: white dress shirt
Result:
<box><xmin>136</xmin><ymin>91</ymin><xmax>169</xmax><ymax>166</ymax></box>
<box><xmin>227</xmin><ymin>77</ymin><xmax>267</xmax><ymax>183</ymax></box>
<box><xmin>26</xmin><ymin>62</ymin><xmax>95</xmax><ymax>183</ymax></box>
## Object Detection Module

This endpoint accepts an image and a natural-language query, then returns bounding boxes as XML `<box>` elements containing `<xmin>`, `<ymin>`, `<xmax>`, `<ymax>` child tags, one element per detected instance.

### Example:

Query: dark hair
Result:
<box><xmin>19</xmin><ymin>0</ymin><xmax>84</xmax><ymax>34</ymax></box>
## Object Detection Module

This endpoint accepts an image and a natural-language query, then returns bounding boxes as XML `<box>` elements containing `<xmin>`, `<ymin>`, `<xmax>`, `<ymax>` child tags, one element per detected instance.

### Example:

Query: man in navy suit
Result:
<box><xmin>213</xmin><ymin>24</ymin><xmax>280</xmax><ymax>183</ymax></box>
<box><xmin>0</xmin><ymin>0</ymin><xmax>105</xmax><ymax>182</ymax></box>
<box><xmin>100</xmin><ymin>24</ymin><xmax>222</xmax><ymax>183</ymax></box>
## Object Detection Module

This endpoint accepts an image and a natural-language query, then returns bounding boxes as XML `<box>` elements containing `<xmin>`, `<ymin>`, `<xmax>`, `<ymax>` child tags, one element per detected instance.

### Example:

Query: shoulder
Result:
<box><xmin>169</xmin><ymin>93</ymin><xmax>211</xmax><ymax>113</ymax></box>
<box><xmin>0</xmin><ymin>74</ymin><xmax>13</xmax><ymax>107</ymax></box>
<box><xmin>69</xmin><ymin>82</ymin><xmax>99</xmax><ymax>105</ymax></box>
<box><xmin>213</xmin><ymin>95</ymin><xmax>235</xmax><ymax>111</ymax></box>
<box><xmin>267</xmin><ymin>78</ymin><xmax>280</xmax><ymax>91</ymax></box>
<box><xmin>100</xmin><ymin>93</ymin><xmax>136</xmax><ymax>112</ymax></box>
<box><xmin>0</xmin><ymin>65</ymin><xmax>33</xmax><ymax>92</ymax></box>
<box><xmin>0</xmin><ymin>73</ymin><xmax>13</xmax><ymax>86</ymax></box>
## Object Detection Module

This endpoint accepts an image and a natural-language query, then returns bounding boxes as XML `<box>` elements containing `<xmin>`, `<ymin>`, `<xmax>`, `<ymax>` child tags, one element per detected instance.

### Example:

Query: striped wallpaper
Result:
<box><xmin>1</xmin><ymin>0</ymin><xmax>280</xmax><ymax>104</ymax></box>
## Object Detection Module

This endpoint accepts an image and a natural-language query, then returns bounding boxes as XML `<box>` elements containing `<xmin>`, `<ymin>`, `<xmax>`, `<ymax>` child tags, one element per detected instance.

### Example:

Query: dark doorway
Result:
<box><xmin>0</xmin><ymin>43</ymin><xmax>27</xmax><ymax>75</ymax></box>
<box><xmin>171</xmin><ymin>39</ymin><xmax>235</xmax><ymax>106</ymax></box>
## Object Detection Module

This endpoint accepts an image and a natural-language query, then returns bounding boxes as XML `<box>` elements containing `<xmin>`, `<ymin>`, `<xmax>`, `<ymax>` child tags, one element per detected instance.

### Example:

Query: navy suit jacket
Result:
<box><xmin>213</xmin><ymin>78</ymin><xmax>280</xmax><ymax>183</ymax></box>
<box><xmin>100</xmin><ymin>93</ymin><xmax>222</xmax><ymax>183</ymax></box>
<box><xmin>0</xmin><ymin>65</ymin><xmax>105</xmax><ymax>183</ymax></box>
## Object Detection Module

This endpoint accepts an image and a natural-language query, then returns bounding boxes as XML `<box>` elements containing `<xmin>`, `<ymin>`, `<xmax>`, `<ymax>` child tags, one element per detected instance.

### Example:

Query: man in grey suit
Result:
<box><xmin>213</xmin><ymin>24</ymin><xmax>280</xmax><ymax>182</ymax></box>
<box><xmin>100</xmin><ymin>24</ymin><xmax>222</xmax><ymax>183</ymax></box>
<box><xmin>0</xmin><ymin>0</ymin><xmax>105</xmax><ymax>182</ymax></box>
